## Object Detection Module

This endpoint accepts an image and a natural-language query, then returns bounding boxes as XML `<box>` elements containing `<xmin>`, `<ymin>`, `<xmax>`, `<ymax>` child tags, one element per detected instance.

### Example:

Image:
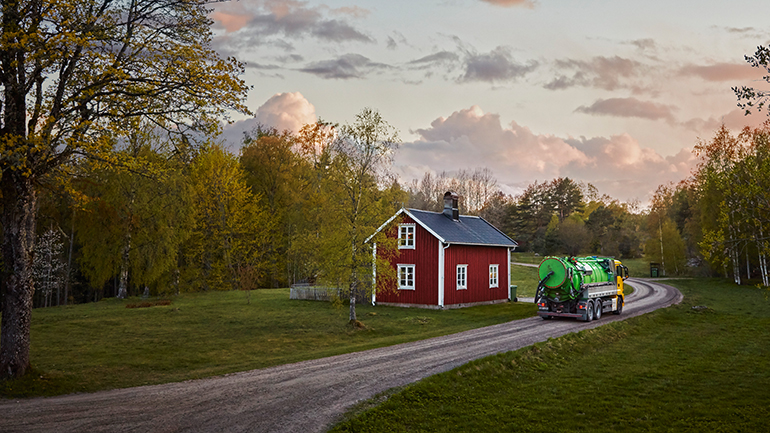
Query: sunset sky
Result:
<box><xmin>208</xmin><ymin>0</ymin><xmax>770</xmax><ymax>205</ymax></box>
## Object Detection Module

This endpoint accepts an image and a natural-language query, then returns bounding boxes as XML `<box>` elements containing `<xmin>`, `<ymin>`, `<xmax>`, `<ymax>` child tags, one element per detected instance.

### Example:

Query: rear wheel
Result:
<box><xmin>584</xmin><ymin>301</ymin><xmax>594</xmax><ymax>322</ymax></box>
<box><xmin>594</xmin><ymin>300</ymin><xmax>602</xmax><ymax>320</ymax></box>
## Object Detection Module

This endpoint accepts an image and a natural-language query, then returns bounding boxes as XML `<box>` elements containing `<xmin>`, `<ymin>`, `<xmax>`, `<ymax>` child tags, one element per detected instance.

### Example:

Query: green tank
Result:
<box><xmin>537</xmin><ymin>256</ymin><xmax>615</xmax><ymax>302</ymax></box>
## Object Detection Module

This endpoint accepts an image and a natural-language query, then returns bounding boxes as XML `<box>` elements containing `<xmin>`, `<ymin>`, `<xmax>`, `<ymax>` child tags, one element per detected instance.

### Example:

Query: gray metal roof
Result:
<box><xmin>407</xmin><ymin>209</ymin><xmax>518</xmax><ymax>248</ymax></box>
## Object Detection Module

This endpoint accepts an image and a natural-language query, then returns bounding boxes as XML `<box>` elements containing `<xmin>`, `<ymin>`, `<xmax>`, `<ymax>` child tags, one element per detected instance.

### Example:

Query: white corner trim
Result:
<box><xmin>372</xmin><ymin>243</ymin><xmax>377</xmax><ymax>306</ymax></box>
<box><xmin>438</xmin><ymin>242</ymin><xmax>448</xmax><ymax>307</ymax></box>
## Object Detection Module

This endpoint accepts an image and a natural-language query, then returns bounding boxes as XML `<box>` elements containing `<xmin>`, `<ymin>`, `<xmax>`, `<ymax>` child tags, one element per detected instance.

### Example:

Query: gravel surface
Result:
<box><xmin>0</xmin><ymin>278</ymin><xmax>681</xmax><ymax>433</ymax></box>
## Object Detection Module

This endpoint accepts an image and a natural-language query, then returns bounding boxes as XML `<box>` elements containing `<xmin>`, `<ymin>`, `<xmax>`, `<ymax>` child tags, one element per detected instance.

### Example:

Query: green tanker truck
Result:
<box><xmin>536</xmin><ymin>256</ymin><xmax>628</xmax><ymax>321</ymax></box>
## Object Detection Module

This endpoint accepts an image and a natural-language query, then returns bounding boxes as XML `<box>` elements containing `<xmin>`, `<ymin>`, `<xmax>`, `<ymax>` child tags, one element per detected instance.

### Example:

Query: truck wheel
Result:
<box><xmin>584</xmin><ymin>301</ymin><xmax>594</xmax><ymax>322</ymax></box>
<box><xmin>594</xmin><ymin>300</ymin><xmax>602</xmax><ymax>320</ymax></box>
<box><xmin>613</xmin><ymin>297</ymin><xmax>623</xmax><ymax>315</ymax></box>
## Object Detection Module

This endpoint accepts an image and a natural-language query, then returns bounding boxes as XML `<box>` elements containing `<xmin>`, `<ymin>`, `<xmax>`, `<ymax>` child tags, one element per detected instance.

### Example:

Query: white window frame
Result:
<box><xmin>398</xmin><ymin>224</ymin><xmax>415</xmax><ymax>249</ymax></box>
<box><xmin>398</xmin><ymin>264</ymin><xmax>415</xmax><ymax>290</ymax></box>
<box><xmin>489</xmin><ymin>264</ymin><xmax>499</xmax><ymax>288</ymax></box>
<box><xmin>457</xmin><ymin>264</ymin><xmax>468</xmax><ymax>290</ymax></box>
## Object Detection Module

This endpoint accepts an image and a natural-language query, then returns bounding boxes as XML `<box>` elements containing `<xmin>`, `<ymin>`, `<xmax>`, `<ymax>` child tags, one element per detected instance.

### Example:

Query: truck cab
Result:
<box><xmin>614</xmin><ymin>260</ymin><xmax>628</xmax><ymax>308</ymax></box>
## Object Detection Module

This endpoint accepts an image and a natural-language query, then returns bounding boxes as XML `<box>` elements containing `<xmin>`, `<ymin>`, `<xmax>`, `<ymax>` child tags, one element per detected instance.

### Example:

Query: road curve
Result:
<box><xmin>0</xmin><ymin>278</ymin><xmax>681</xmax><ymax>433</ymax></box>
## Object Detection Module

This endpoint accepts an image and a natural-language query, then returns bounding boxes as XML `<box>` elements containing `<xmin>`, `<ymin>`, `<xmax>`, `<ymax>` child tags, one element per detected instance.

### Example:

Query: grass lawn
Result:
<box><xmin>0</xmin><ymin>289</ymin><xmax>536</xmax><ymax>398</ymax></box>
<box><xmin>510</xmin><ymin>264</ymin><xmax>539</xmax><ymax>298</ymax></box>
<box><xmin>329</xmin><ymin>278</ymin><xmax>770</xmax><ymax>432</ymax></box>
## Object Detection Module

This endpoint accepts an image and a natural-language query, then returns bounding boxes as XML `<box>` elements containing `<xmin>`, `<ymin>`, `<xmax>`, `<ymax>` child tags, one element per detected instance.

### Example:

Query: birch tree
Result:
<box><xmin>0</xmin><ymin>0</ymin><xmax>249</xmax><ymax>378</ymax></box>
<box><xmin>32</xmin><ymin>228</ymin><xmax>66</xmax><ymax>307</ymax></box>
<box><xmin>327</xmin><ymin>108</ymin><xmax>400</xmax><ymax>323</ymax></box>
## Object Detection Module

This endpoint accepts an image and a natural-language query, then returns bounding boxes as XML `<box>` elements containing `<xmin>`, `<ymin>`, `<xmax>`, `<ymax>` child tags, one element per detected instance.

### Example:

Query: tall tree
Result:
<box><xmin>183</xmin><ymin>145</ymin><xmax>270</xmax><ymax>292</ymax></box>
<box><xmin>240</xmin><ymin>128</ymin><xmax>303</xmax><ymax>288</ymax></box>
<box><xmin>76</xmin><ymin>128</ymin><xmax>193</xmax><ymax>298</ymax></box>
<box><xmin>290</xmin><ymin>120</ymin><xmax>337</xmax><ymax>286</ymax></box>
<box><xmin>327</xmin><ymin>108</ymin><xmax>399</xmax><ymax>323</ymax></box>
<box><xmin>0</xmin><ymin>0</ymin><xmax>249</xmax><ymax>378</ymax></box>
<box><xmin>549</xmin><ymin>177</ymin><xmax>584</xmax><ymax>222</ymax></box>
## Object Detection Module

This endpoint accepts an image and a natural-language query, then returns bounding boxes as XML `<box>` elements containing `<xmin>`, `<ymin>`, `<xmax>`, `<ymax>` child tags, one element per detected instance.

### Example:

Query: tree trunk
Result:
<box><xmin>349</xmin><ymin>235</ymin><xmax>358</xmax><ymax>323</ymax></box>
<box><xmin>658</xmin><ymin>218</ymin><xmax>666</xmax><ymax>277</ymax></box>
<box><xmin>64</xmin><ymin>211</ymin><xmax>75</xmax><ymax>306</ymax></box>
<box><xmin>349</xmin><ymin>276</ymin><xmax>357</xmax><ymax>322</ymax></box>
<box><xmin>117</xmin><ymin>234</ymin><xmax>131</xmax><ymax>299</ymax></box>
<box><xmin>0</xmin><ymin>175</ymin><xmax>37</xmax><ymax>379</ymax></box>
<box><xmin>759</xmin><ymin>222</ymin><xmax>769</xmax><ymax>287</ymax></box>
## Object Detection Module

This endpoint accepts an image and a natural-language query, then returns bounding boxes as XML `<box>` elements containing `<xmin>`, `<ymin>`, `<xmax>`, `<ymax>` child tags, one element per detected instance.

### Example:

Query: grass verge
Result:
<box><xmin>510</xmin><ymin>264</ymin><xmax>539</xmax><ymax>297</ymax></box>
<box><xmin>329</xmin><ymin>278</ymin><xmax>770</xmax><ymax>433</ymax></box>
<box><xmin>0</xmin><ymin>289</ymin><xmax>536</xmax><ymax>398</ymax></box>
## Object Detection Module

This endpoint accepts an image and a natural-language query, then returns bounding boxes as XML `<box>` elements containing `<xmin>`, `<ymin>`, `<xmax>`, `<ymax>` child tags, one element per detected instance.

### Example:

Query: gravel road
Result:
<box><xmin>0</xmin><ymin>278</ymin><xmax>681</xmax><ymax>433</ymax></box>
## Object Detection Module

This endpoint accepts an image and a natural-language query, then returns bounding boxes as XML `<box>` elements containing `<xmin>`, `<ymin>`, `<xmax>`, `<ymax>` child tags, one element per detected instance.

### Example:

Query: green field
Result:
<box><xmin>510</xmin><ymin>264</ymin><xmax>539</xmax><ymax>297</ymax></box>
<box><xmin>0</xmin><ymin>289</ymin><xmax>536</xmax><ymax>398</ymax></box>
<box><xmin>330</xmin><ymin>278</ymin><xmax>770</xmax><ymax>432</ymax></box>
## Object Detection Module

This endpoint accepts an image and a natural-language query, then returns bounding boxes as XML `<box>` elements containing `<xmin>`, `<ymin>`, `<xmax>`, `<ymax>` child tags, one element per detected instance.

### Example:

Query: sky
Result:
<box><xmin>208</xmin><ymin>0</ymin><xmax>770</xmax><ymax>205</ymax></box>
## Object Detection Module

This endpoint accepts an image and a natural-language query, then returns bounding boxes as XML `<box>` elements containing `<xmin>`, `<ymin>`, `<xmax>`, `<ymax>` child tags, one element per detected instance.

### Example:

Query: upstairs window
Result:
<box><xmin>398</xmin><ymin>224</ymin><xmax>415</xmax><ymax>249</ymax></box>
<box><xmin>489</xmin><ymin>264</ymin><xmax>499</xmax><ymax>288</ymax></box>
<box><xmin>398</xmin><ymin>264</ymin><xmax>415</xmax><ymax>290</ymax></box>
<box><xmin>457</xmin><ymin>265</ymin><xmax>467</xmax><ymax>290</ymax></box>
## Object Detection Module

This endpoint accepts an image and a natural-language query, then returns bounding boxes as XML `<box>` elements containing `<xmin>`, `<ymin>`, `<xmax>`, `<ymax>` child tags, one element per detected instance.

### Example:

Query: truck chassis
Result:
<box><xmin>536</xmin><ymin>282</ymin><xmax>623</xmax><ymax>322</ymax></box>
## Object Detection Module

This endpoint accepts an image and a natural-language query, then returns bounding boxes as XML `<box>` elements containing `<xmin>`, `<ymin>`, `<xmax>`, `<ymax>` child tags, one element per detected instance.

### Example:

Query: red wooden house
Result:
<box><xmin>368</xmin><ymin>192</ymin><xmax>518</xmax><ymax>309</ymax></box>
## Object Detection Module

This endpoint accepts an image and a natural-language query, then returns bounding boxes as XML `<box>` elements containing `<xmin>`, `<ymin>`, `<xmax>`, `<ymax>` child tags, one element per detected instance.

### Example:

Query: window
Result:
<box><xmin>398</xmin><ymin>224</ymin><xmax>415</xmax><ymax>249</ymax></box>
<box><xmin>398</xmin><ymin>264</ymin><xmax>415</xmax><ymax>290</ymax></box>
<box><xmin>457</xmin><ymin>265</ymin><xmax>467</xmax><ymax>290</ymax></box>
<box><xmin>489</xmin><ymin>264</ymin><xmax>499</xmax><ymax>288</ymax></box>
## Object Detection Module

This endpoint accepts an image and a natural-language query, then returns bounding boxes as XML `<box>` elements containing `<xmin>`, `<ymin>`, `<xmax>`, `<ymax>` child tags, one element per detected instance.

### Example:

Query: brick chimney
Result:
<box><xmin>443</xmin><ymin>191</ymin><xmax>459</xmax><ymax>221</ymax></box>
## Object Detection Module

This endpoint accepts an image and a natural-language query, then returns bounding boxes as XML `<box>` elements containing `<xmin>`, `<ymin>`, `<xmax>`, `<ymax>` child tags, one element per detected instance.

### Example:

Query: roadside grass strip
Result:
<box><xmin>0</xmin><ymin>289</ymin><xmax>537</xmax><ymax>398</ymax></box>
<box><xmin>330</xmin><ymin>278</ymin><xmax>770</xmax><ymax>433</ymax></box>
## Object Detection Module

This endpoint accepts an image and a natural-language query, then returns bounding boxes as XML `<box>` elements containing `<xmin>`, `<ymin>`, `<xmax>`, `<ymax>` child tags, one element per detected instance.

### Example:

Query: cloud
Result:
<box><xmin>575</xmin><ymin>97</ymin><xmax>677</xmax><ymax>122</ymax></box>
<box><xmin>459</xmin><ymin>46</ymin><xmax>538</xmax><ymax>83</ymax></box>
<box><xmin>211</xmin><ymin>11</ymin><xmax>251</xmax><ymax>33</ymax></box>
<box><xmin>479</xmin><ymin>0</ymin><xmax>536</xmax><ymax>8</ymax></box>
<box><xmin>299</xmin><ymin>54</ymin><xmax>391</xmax><ymax>79</ymax></box>
<box><xmin>545</xmin><ymin>56</ymin><xmax>645</xmax><ymax>91</ymax></box>
<box><xmin>628</xmin><ymin>38</ymin><xmax>656</xmax><ymax>51</ymax></box>
<box><xmin>210</xmin><ymin>1</ymin><xmax>373</xmax><ymax>49</ymax></box>
<box><xmin>395</xmin><ymin>106</ymin><xmax>695</xmax><ymax>203</ymax></box>
<box><xmin>331</xmin><ymin>6</ymin><xmax>370</xmax><ymax>18</ymax></box>
<box><xmin>220</xmin><ymin>92</ymin><xmax>316</xmax><ymax>149</ymax></box>
<box><xmin>408</xmin><ymin>51</ymin><xmax>460</xmax><ymax>70</ymax></box>
<box><xmin>683</xmin><ymin>108</ymin><xmax>769</xmax><ymax>134</ymax></box>
<box><xmin>679</xmin><ymin>62</ymin><xmax>763</xmax><ymax>82</ymax></box>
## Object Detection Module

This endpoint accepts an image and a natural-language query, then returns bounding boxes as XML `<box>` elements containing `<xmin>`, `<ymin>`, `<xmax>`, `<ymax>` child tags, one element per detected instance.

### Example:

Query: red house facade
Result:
<box><xmin>368</xmin><ymin>192</ymin><xmax>518</xmax><ymax>309</ymax></box>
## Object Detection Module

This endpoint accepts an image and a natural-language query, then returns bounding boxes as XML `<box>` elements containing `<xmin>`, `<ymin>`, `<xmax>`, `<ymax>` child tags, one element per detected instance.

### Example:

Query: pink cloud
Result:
<box><xmin>396</xmin><ymin>106</ymin><xmax>696</xmax><ymax>203</ymax></box>
<box><xmin>683</xmin><ymin>108</ymin><xmax>768</xmax><ymax>134</ymax></box>
<box><xmin>480</xmin><ymin>0</ymin><xmax>535</xmax><ymax>8</ymax></box>
<box><xmin>254</xmin><ymin>92</ymin><xmax>317</xmax><ymax>133</ymax></box>
<box><xmin>220</xmin><ymin>92</ymin><xmax>317</xmax><ymax>150</ymax></box>
<box><xmin>679</xmin><ymin>62</ymin><xmax>764</xmax><ymax>82</ymax></box>
<box><xmin>211</xmin><ymin>11</ymin><xmax>251</xmax><ymax>33</ymax></box>
<box><xmin>575</xmin><ymin>97</ymin><xmax>676</xmax><ymax>122</ymax></box>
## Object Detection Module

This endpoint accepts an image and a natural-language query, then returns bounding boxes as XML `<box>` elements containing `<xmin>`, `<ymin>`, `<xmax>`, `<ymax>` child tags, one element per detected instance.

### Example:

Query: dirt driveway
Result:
<box><xmin>0</xmin><ymin>278</ymin><xmax>681</xmax><ymax>433</ymax></box>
